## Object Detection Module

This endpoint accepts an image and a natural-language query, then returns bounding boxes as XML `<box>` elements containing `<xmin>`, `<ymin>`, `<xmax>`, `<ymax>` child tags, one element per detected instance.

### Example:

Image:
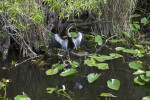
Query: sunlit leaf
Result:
<box><xmin>141</xmin><ymin>17</ymin><xmax>149</xmax><ymax>25</ymax></box>
<box><xmin>142</xmin><ymin>96</ymin><xmax>150</xmax><ymax>100</ymax></box>
<box><xmin>14</xmin><ymin>95</ymin><xmax>31</xmax><ymax>100</ymax></box>
<box><xmin>46</xmin><ymin>86</ymin><xmax>58</xmax><ymax>94</ymax></box>
<box><xmin>129</xmin><ymin>61</ymin><xmax>143</xmax><ymax>70</ymax></box>
<box><xmin>95</xmin><ymin>35</ymin><xmax>103</xmax><ymax>45</ymax></box>
<box><xmin>100</xmin><ymin>93</ymin><xmax>117</xmax><ymax>97</ymax></box>
<box><xmin>71</xmin><ymin>61</ymin><xmax>79</xmax><ymax>68</ymax></box>
<box><xmin>92</xmin><ymin>55</ymin><xmax>113</xmax><ymax>62</ymax></box>
<box><xmin>60</xmin><ymin>69</ymin><xmax>77</xmax><ymax>76</ymax></box>
<box><xmin>140</xmin><ymin>75</ymin><xmax>150</xmax><ymax>82</ymax></box>
<box><xmin>146</xmin><ymin>71</ymin><xmax>150</xmax><ymax>77</ymax></box>
<box><xmin>107</xmin><ymin>79</ymin><xmax>120</xmax><ymax>90</ymax></box>
<box><xmin>115</xmin><ymin>47</ymin><xmax>125</xmax><ymax>51</ymax></box>
<box><xmin>134</xmin><ymin>76</ymin><xmax>145</xmax><ymax>85</ymax></box>
<box><xmin>95</xmin><ymin>63</ymin><xmax>109</xmax><ymax>70</ymax></box>
<box><xmin>87</xmin><ymin>73</ymin><xmax>101</xmax><ymax>83</ymax></box>
<box><xmin>46</xmin><ymin>68</ymin><xmax>59</xmax><ymax>75</ymax></box>
<box><xmin>133</xmin><ymin>70</ymin><xmax>145</xmax><ymax>75</ymax></box>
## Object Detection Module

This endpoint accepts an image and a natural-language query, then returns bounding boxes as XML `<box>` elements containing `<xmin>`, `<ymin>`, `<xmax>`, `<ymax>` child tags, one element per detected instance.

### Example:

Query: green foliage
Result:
<box><xmin>60</xmin><ymin>69</ymin><xmax>77</xmax><ymax>77</ymax></box>
<box><xmin>95</xmin><ymin>35</ymin><xmax>103</xmax><ymax>45</ymax></box>
<box><xmin>14</xmin><ymin>95</ymin><xmax>31</xmax><ymax>100</ymax></box>
<box><xmin>43</xmin><ymin>0</ymin><xmax>105</xmax><ymax>18</ymax></box>
<box><xmin>71</xmin><ymin>61</ymin><xmax>79</xmax><ymax>68</ymax></box>
<box><xmin>141</xmin><ymin>17</ymin><xmax>149</xmax><ymax>25</ymax></box>
<box><xmin>133</xmin><ymin>70</ymin><xmax>145</xmax><ymax>75</ymax></box>
<box><xmin>1</xmin><ymin>0</ymin><xmax>44</xmax><ymax>30</ymax></box>
<box><xmin>146</xmin><ymin>71</ymin><xmax>150</xmax><ymax>77</ymax></box>
<box><xmin>100</xmin><ymin>93</ymin><xmax>117</xmax><ymax>97</ymax></box>
<box><xmin>107</xmin><ymin>79</ymin><xmax>120</xmax><ymax>90</ymax></box>
<box><xmin>47</xmin><ymin>85</ymin><xmax>73</xmax><ymax>100</ymax></box>
<box><xmin>142</xmin><ymin>96</ymin><xmax>150</xmax><ymax>100</ymax></box>
<box><xmin>46</xmin><ymin>68</ymin><xmax>59</xmax><ymax>75</ymax></box>
<box><xmin>87</xmin><ymin>73</ymin><xmax>101</xmax><ymax>83</ymax></box>
<box><xmin>129</xmin><ymin>61</ymin><xmax>143</xmax><ymax>70</ymax></box>
<box><xmin>0</xmin><ymin>82</ymin><xmax>5</xmax><ymax>90</ymax></box>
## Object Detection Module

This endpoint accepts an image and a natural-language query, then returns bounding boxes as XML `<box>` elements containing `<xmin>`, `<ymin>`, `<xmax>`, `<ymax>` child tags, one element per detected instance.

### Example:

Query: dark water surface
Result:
<box><xmin>0</xmin><ymin>53</ymin><xmax>150</xmax><ymax>100</ymax></box>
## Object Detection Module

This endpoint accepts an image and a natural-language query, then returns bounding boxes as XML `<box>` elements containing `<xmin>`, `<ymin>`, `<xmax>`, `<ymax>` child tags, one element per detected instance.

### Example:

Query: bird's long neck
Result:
<box><xmin>66</xmin><ymin>24</ymin><xmax>74</xmax><ymax>37</ymax></box>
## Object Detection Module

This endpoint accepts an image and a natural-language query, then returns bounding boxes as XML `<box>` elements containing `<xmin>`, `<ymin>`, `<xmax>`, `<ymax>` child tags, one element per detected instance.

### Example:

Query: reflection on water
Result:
<box><xmin>0</xmin><ymin>54</ymin><xmax>150</xmax><ymax>100</ymax></box>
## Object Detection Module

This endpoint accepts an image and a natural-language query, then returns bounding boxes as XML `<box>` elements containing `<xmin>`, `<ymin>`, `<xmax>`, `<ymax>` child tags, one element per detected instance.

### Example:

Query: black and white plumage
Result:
<box><xmin>48</xmin><ymin>32</ymin><xmax>86</xmax><ymax>56</ymax></box>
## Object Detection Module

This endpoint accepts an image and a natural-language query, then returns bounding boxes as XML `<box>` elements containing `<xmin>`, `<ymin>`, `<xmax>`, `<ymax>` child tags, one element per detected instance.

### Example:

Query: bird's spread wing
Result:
<box><xmin>49</xmin><ymin>34</ymin><xmax>63</xmax><ymax>49</ymax></box>
<box><xmin>72</xmin><ymin>32</ymin><xmax>86</xmax><ymax>49</ymax></box>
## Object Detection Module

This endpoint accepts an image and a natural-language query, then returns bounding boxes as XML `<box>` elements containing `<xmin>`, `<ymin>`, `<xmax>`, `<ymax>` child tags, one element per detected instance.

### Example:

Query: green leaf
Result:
<box><xmin>109</xmin><ymin>39</ymin><xmax>125</xmax><ymax>43</ymax></box>
<box><xmin>141</xmin><ymin>17</ymin><xmax>149</xmax><ymax>25</ymax></box>
<box><xmin>134</xmin><ymin>76</ymin><xmax>145</xmax><ymax>85</ymax></box>
<box><xmin>14</xmin><ymin>95</ymin><xmax>31</xmax><ymax>100</ymax></box>
<box><xmin>95</xmin><ymin>63</ymin><xmax>109</xmax><ymax>70</ymax></box>
<box><xmin>115</xmin><ymin>47</ymin><xmax>125</xmax><ymax>51</ymax></box>
<box><xmin>121</xmin><ymin>31</ymin><xmax>131</xmax><ymax>38</ymax></box>
<box><xmin>0</xmin><ymin>82</ymin><xmax>5</xmax><ymax>90</ymax></box>
<box><xmin>71</xmin><ymin>61</ymin><xmax>79</xmax><ymax>68</ymax></box>
<box><xmin>46</xmin><ymin>68</ymin><xmax>59</xmax><ymax>75</ymax></box>
<box><xmin>84</xmin><ymin>58</ymin><xmax>96</xmax><ymax>66</ymax></box>
<box><xmin>100</xmin><ymin>93</ymin><xmax>117</xmax><ymax>97</ymax></box>
<box><xmin>107</xmin><ymin>79</ymin><xmax>120</xmax><ymax>90</ymax></box>
<box><xmin>70</xmin><ymin>32</ymin><xmax>77</xmax><ymax>37</ymax></box>
<box><xmin>109</xmin><ymin>53</ymin><xmax>123</xmax><ymax>58</ymax></box>
<box><xmin>46</xmin><ymin>86</ymin><xmax>58</xmax><ymax>94</ymax></box>
<box><xmin>146</xmin><ymin>71</ymin><xmax>150</xmax><ymax>77</ymax></box>
<box><xmin>123</xmin><ymin>49</ymin><xmax>137</xmax><ymax>54</ymax></box>
<box><xmin>140</xmin><ymin>75</ymin><xmax>150</xmax><ymax>82</ymax></box>
<box><xmin>133</xmin><ymin>70</ymin><xmax>145</xmax><ymax>75</ymax></box>
<box><xmin>95</xmin><ymin>35</ymin><xmax>103</xmax><ymax>45</ymax></box>
<box><xmin>60</xmin><ymin>69</ymin><xmax>77</xmax><ymax>77</ymax></box>
<box><xmin>87</xmin><ymin>73</ymin><xmax>101</xmax><ymax>83</ymax></box>
<box><xmin>92</xmin><ymin>55</ymin><xmax>113</xmax><ymax>62</ymax></box>
<box><xmin>131</xmin><ymin>14</ymin><xmax>141</xmax><ymax>18</ymax></box>
<box><xmin>129</xmin><ymin>61</ymin><xmax>143</xmax><ymax>70</ymax></box>
<box><xmin>51</xmin><ymin>63</ymin><xmax>65</xmax><ymax>70</ymax></box>
<box><xmin>135</xmin><ymin>45</ymin><xmax>144</xmax><ymax>49</ymax></box>
<box><xmin>130</xmin><ymin>24</ymin><xmax>140</xmax><ymax>31</ymax></box>
<box><xmin>142</xmin><ymin>96</ymin><xmax>150</xmax><ymax>100</ymax></box>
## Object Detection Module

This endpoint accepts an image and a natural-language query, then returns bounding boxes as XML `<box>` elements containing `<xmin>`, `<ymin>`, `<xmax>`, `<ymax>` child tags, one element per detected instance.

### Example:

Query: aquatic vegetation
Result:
<box><xmin>47</xmin><ymin>85</ymin><xmax>73</xmax><ymax>100</ymax></box>
<box><xmin>107</xmin><ymin>79</ymin><xmax>120</xmax><ymax>91</ymax></box>
<box><xmin>14</xmin><ymin>95</ymin><xmax>31</xmax><ymax>100</ymax></box>
<box><xmin>87</xmin><ymin>73</ymin><xmax>101</xmax><ymax>83</ymax></box>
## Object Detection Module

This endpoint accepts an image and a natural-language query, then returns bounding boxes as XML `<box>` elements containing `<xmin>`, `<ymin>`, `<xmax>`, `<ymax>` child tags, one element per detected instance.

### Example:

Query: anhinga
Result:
<box><xmin>48</xmin><ymin>25</ymin><xmax>86</xmax><ymax>56</ymax></box>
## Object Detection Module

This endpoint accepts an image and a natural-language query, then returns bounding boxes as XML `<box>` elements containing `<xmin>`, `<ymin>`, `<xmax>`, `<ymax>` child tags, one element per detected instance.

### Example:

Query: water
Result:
<box><xmin>0</xmin><ymin>52</ymin><xmax>150</xmax><ymax>100</ymax></box>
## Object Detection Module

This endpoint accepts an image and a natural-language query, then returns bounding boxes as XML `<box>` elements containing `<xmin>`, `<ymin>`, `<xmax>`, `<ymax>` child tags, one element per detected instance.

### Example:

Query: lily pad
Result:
<box><xmin>95</xmin><ymin>63</ymin><xmax>109</xmax><ymax>70</ymax></box>
<box><xmin>134</xmin><ymin>76</ymin><xmax>145</xmax><ymax>85</ymax></box>
<box><xmin>60</xmin><ymin>69</ymin><xmax>77</xmax><ymax>77</ymax></box>
<box><xmin>51</xmin><ymin>63</ymin><xmax>65</xmax><ymax>70</ymax></box>
<box><xmin>71</xmin><ymin>61</ymin><xmax>79</xmax><ymax>68</ymax></box>
<box><xmin>14</xmin><ymin>95</ymin><xmax>31</xmax><ymax>100</ymax></box>
<box><xmin>115</xmin><ymin>47</ymin><xmax>125</xmax><ymax>51</ymax></box>
<box><xmin>109</xmin><ymin>53</ymin><xmax>123</xmax><ymax>58</ymax></box>
<box><xmin>95</xmin><ymin>35</ymin><xmax>103</xmax><ymax>45</ymax></box>
<box><xmin>84</xmin><ymin>58</ymin><xmax>96</xmax><ymax>66</ymax></box>
<box><xmin>140</xmin><ymin>75</ymin><xmax>150</xmax><ymax>82</ymax></box>
<box><xmin>46</xmin><ymin>68</ymin><xmax>58</xmax><ymax>75</ymax></box>
<box><xmin>146</xmin><ymin>71</ymin><xmax>150</xmax><ymax>77</ymax></box>
<box><xmin>107</xmin><ymin>79</ymin><xmax>120</xmax><ymax>90</ymax></box>
<box><xmin>142</xmin><ymin>96</ymin><xmax>150</xmax><ymax>100</ymax></box>
<box><xmin>123</xmin><ymin>49</ymin><xmax>137</xmax><ymax>54</ymax></box>
<box><xmin>87</xmin><ymin>73</ymin><xmax>101</xmax><ymax>83</ymax></box>
<box><xmin>129</xmin><ymin>61</ymin><xmax>143</xmax><ymax>70</ymax></box>
<box><xmin>133</xmin><ymin>70</ymin><xmax>145</xmax><ymax>75</ymax></box>
<box><xmin>100</xmin><ymin>93</ymin><xmax>117</xmax><ymax>97</ymax></box>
